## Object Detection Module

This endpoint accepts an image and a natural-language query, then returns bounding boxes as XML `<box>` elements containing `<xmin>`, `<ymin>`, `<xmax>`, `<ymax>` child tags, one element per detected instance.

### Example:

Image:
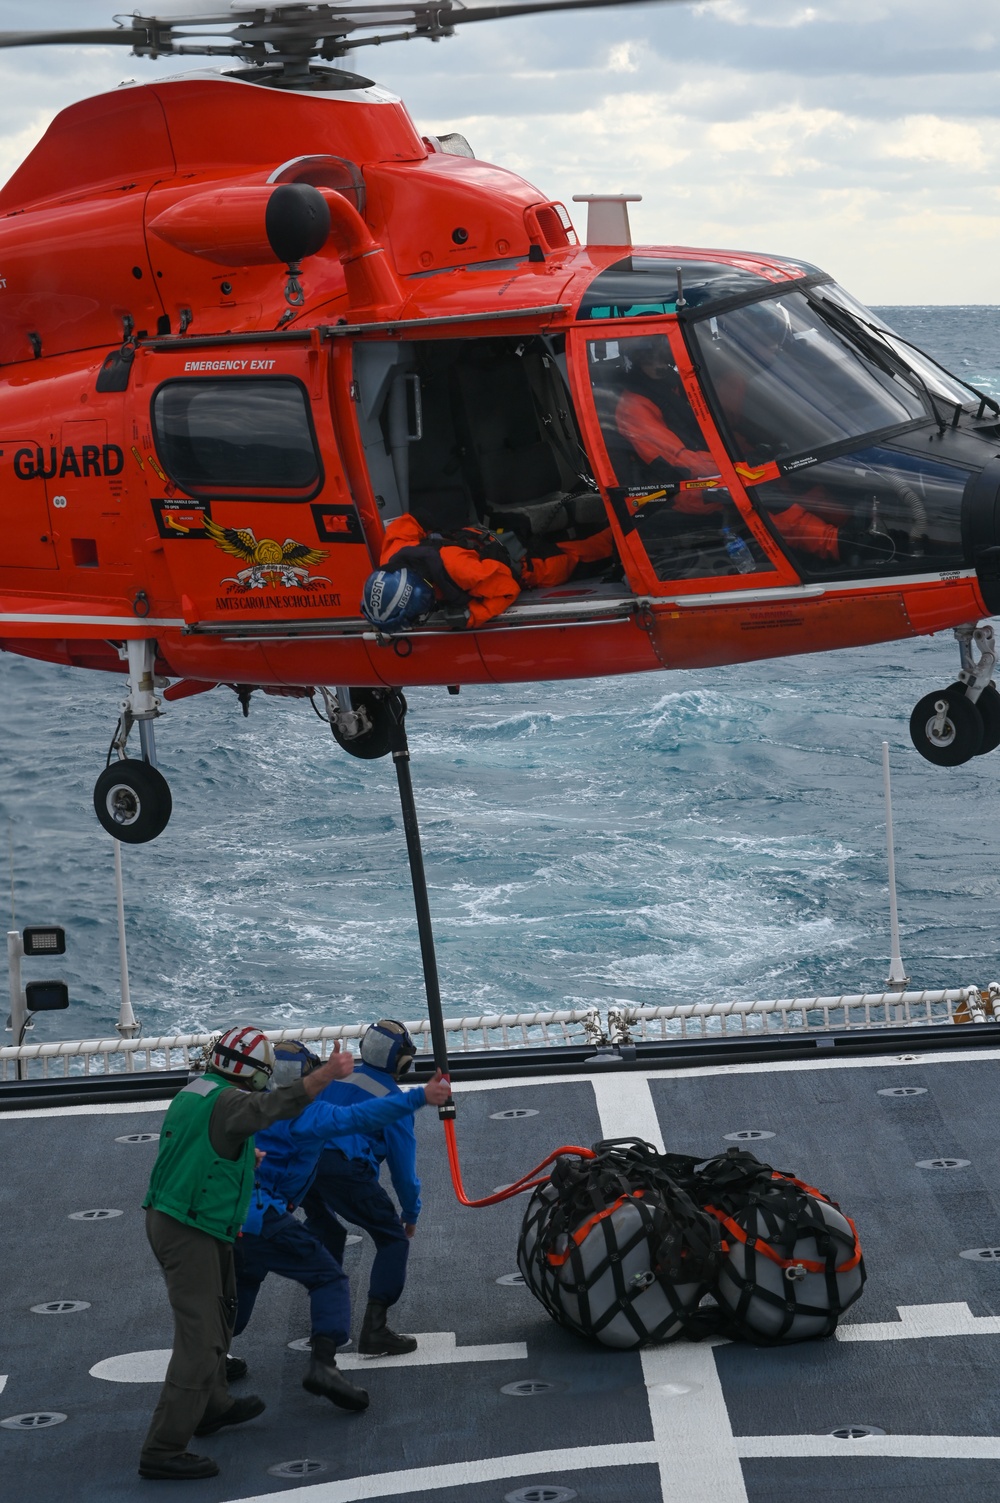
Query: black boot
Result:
<box><xmin>194</xmin><ymin>1394</ymin><xmax>265</xmax><ymax>1436</ymax></box>
<box><xmin>302</xmin><ymin>1335</ymin><xmax>369</xmax><ymax>1411</ymax></box>
<box><xmin>225</xmin><ymin>1353</ymin><xmax>247</xmax><ymax>1383</ymax></box>
<box><xmin>357</xmin><ymin>1299</ymin><xmax>417</xmax><ymax>1357</ymax></box>
<box><xmin>138</xmin><ymin>1451</ymin><xmax>220</xmax><ymax>1480</ymax></box>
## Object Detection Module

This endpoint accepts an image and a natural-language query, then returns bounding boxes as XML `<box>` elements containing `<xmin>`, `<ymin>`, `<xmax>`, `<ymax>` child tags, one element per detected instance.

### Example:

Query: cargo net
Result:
<box><xmin>517</xmin><ymin>1138</ymin><xmax>864</xmax><ymax>1349</ymax></box>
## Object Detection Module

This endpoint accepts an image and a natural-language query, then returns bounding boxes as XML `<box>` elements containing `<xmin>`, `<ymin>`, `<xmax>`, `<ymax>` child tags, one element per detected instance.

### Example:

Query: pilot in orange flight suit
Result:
<box><xmin>616</xmin><ymin>340</ymin><xmax>842</xmax><ymax>562</ymax></box>
<box><xmin>378</xmin><ymin>514</ymin><xmax>614</xmax><ymax>629</ymax></box>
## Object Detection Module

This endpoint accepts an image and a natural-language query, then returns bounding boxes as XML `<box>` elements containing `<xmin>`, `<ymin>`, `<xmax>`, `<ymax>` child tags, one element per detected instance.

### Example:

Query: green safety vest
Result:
<box><xmin>143</xmin><ymin>1071</ymin><xmax>255</xmax><ymax>1242</ymax></box>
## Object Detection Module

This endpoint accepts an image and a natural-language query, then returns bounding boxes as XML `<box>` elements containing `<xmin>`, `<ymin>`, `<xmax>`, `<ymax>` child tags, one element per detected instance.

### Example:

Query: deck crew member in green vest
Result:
<box><xmin>139</xmin><ymin>1025</ymin><xmax>355</xmax><ymax>1483</ymax></box>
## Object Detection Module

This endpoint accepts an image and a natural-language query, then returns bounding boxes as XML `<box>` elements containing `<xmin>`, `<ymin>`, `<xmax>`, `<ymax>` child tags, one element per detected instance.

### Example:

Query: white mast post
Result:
<box><xmin>882</xmin><ymin>740</ymin><xmax>909</xmax><ymax>1006</ymax></box>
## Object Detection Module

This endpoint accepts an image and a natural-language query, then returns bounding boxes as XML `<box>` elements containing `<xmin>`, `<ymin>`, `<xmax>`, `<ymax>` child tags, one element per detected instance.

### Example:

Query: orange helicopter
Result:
<box><xmin>2</xmin><ymin>3</ymin><xmax>999</xmax><ymax>849</ymax></box>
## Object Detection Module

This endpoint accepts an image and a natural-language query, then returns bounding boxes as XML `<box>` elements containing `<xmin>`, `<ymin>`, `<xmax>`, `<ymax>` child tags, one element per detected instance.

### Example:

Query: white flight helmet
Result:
<box><xmin>210</xmin><ymin>1026</ymin><xmax>275</xmax><ymax>1092</ymax></box>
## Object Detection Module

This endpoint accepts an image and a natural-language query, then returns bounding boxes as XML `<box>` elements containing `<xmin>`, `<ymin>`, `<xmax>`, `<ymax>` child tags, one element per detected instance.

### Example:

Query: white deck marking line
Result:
<box><xmin>838</xmin><ymin>1301</ymin><xmax>1000</xmax><ymax>1342</ymax></box>
<box><xmin>4</xmin><ymin>1045</ymin><xmax>1000</xmax><ymax>1122</ymax></box>
<box><xmin>0</xmin><ymin>1375</ymin><xmax>6</xmax><ymax>1395</ymax></box>
<box><xmin>592</xmin><ymin>1074</ymin><xmax>748</xmax><ymax>1503</ymax></box>
<box><xmin>642</xmin><ymin>1342</ymin><xmax>749</xmax><ymax>1503</ymax></box>
<box><xmin>337</xmin><ymin>1331</ymin><xmax>526</xmax><ymax>1369</ymax></box>
<box><xmin>225</xmin><ymin>1442</ymin><xmax>659</xmax><ymax>1503</ymax></box>
<box><xmin>89</xmin><ymin>1335</ymin><xmax>527</xmax><ymax>1384</ymax></box>
<box><xmin>590</xmin><ymin>1072</ymin><xmax>665</xmax><ymax>1150</ymax></box>
<box><xmin>0</xmin><ymin>1099</ymin><xmax>168</xmax><ymax>1121</ymax></box>
<box><xmin>449</xmin><ymin>1048</ymin><xmax>1000</xmax><ymax>1092</ymax></box>
<box><xmin>736</xmin><ymin>1435</ymin><xmax>1000</xmax><ymax>1459</ymax></box>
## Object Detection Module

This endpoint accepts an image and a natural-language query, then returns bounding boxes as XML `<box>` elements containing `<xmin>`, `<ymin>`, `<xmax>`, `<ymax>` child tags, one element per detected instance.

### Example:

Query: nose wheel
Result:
<box><xmin>909</xmin><ymin>625</ymin><xmax>1000</xmax><ymax>767</ymax></box>
<box><xmin>94</xmin><ymin>639</ymin><xmax>174</xmax><ymax>843</ymax></box>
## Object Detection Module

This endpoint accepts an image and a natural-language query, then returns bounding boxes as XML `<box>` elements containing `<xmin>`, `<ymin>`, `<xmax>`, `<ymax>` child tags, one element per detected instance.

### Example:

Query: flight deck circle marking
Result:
<box><xmin>115</xmin><ymin>1132</ymin><xmax>160</xmax><ymax>1144</ymax></box>
<box><xmin>90</xmin><ymin>1350</ymin><xmax>170</xmax><ymax>1383</ymax></box>
<box><xmin>287</xmin><ymin>1337</ymin><xmax>352</xmax><ymax>1352</ymax></box>
<box><xmin>827</xmin><ymin>1425</ymin><xmax>886</xmax><ymax>1439</ymax></box>
<box><xmin>491</xmin><ymin>1108</ymin><xmax>539</xmax><ymax>1120</ymax></box>
<box><xmin>496</xmin><ymin>1272</ymin><xmax>526</xmax><ymax>1286</ymax></box>
<box><xmin>268</xmin><ymin>1459</ymin><xmax>328</xmax><ymax>1478</ymax></box>
<box><xmin>960</xmin><ymin>1247</ymin><xmax>1000</xmax><ymax>1261</ymax></box>
<box><xmin>30</xmin><ymin>1300</ymin><xmax>90</xmax><ymax>1315</ymax></box>
<box><xmin>69</xmin><ymin>1209</ymin><xmax>124</xmax><ymax>1220</ymax></box>
<box><xmin>1</xmin><ymin>1412</ymin><xmax>68</xmax><ymax>1430</ymax></box>
<box><xmin>878</xmin><ymin>1087</ymin><xmax>927</xmax><ymax>1097</ymax></box>
<box><xmin>724</xmin><ymin>1129</ymin><xmax>775</xmax><ymax>1141</ymax></box>
<box><xmin>500</xmin><ymin>1379</ymin><xmax>563</xmax><ymax>1397</ymax></box>
<box><xmin>505</xmin><ymin>1487</ymin><xmax>577</xmax><ymax>1503</ymax></box>
<box><xmin>916</xmin><ymin>1158</ymin><xmax>970</xmax><ymax>1170</ymax></box>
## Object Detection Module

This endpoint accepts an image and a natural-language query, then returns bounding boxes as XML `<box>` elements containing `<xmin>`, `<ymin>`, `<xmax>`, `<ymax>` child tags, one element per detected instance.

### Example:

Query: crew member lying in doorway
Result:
<box><xmin>361</xmin><ymin>514</ymin><xmax>615</xmax><ymax>632</ymax></box>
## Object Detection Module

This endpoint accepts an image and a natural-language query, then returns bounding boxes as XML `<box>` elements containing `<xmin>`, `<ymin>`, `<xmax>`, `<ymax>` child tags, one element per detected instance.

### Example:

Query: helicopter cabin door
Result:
<box><xmin>1</xmin><ymin>438</ymin><xmax>58</xmax><ymax>569</ymax></box>
<box><xmin>137</xmin><ymin>350</ymin><xmax>372</xmax><ymax>630</ymax></box>
<box><xmin>570</xmin><ymin>324</ymin><xmax>785</xmax><ymax>596</ymax></box>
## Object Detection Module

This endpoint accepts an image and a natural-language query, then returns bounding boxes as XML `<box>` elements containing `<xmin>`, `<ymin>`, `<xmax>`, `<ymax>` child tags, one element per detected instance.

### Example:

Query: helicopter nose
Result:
<box><xmin>962</xmin><ymin>456</ymin><xmax>1000</xmax><ymax>612</ymax></box>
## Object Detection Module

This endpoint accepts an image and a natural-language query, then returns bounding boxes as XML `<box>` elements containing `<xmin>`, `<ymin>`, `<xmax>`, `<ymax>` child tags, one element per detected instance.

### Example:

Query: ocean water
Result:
<box><xmin>2</xmin><ymin>306</ymin><xmax>1000</xmax><ymax>1043</ymax></box>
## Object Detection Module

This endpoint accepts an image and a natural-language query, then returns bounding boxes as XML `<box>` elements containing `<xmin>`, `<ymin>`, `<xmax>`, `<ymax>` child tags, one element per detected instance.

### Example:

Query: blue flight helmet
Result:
<box><xmin>269</xmin><ymin>1038</ymin><xmax>322</xmax><ymax>1090</ymax></box>
<box><xmin>360</xmin><ymin>1019</ymin><xmax>417</xmax><ymax>1079</ymax></box>
<box><xmin>361</xmin><ymin>568</ymin><xmax>435</xmax><ymax>632</ymax></box>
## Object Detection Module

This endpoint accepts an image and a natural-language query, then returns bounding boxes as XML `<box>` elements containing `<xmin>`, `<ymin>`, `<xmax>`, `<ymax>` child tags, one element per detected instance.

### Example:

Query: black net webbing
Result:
<box><xmin>517</xmin><ymin>1141</ymin><xmax>865</xmax><ymax>1350</ymax></box>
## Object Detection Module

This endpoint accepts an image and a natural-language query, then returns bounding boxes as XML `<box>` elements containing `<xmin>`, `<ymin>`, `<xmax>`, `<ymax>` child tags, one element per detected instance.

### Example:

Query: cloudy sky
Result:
<box><xmin>0</xmin><ymin>0</ymin><xmax>997</xmax><ymax>302</ymax></box>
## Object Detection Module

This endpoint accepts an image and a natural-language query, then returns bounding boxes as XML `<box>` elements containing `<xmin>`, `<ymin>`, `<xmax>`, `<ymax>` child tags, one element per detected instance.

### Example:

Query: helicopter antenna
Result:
<box><xmin>0</xmin><ymin>1</ymin><xmax>688</xmax><ymax>89</ymax></box>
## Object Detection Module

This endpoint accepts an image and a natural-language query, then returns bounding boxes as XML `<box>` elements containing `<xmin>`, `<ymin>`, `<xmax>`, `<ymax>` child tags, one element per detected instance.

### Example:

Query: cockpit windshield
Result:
<box><xmin>689</xmin><ymin>290</ymin><xmax>927</xmax><ymax>467</ymax></box>
<box><xmin>808</xmin><ymin>282</ymin><xmax>983</xmax><ymax>415</ymax></box>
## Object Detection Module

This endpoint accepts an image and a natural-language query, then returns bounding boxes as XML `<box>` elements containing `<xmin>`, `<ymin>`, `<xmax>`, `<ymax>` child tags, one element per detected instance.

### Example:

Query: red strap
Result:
<box><xmin>545</xmin><ymin>1191</ymin><xmax>645</xmax><ymax>1267</ymax></box>
<box><xmin>442</xmin><ymin>1114</ymin><xmax>595</xmax><ymax>1209</ymax></box>
<box><xmin>703</xmin><ymin>1197</ymin><xmax>863</xmax><ymax>1276</ymax></box>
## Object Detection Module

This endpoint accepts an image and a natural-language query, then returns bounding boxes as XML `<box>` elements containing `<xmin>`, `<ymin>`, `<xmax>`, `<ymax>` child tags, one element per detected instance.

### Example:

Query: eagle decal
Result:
<box><xmin>203</xmin><ymin>516</ymin><xmax>331</xmax><ymax>591</ymax></box>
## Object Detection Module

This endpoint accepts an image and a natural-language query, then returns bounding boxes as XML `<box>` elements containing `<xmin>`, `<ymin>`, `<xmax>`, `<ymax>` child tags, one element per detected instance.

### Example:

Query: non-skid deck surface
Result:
<box><xmin>4</xmin><ymin>1049</ymin><xmax>1000</xmax><ymax>1502</ymax></box>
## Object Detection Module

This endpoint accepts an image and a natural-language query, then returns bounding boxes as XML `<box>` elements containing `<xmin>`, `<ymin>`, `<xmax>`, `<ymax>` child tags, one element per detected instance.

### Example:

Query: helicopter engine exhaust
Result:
<box><xmin>148</xmin><ymin>181</ymin><xmax>330</xmax><ymax>268</ymax></box>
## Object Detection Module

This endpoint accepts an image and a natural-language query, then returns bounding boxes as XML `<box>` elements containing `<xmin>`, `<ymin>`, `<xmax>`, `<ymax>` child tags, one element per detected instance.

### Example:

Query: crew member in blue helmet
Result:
<box><xmin>303</xmin><ymin>1020</ymin><xmax>424</xmax><ymax>1357</ymax></box>
<box><xmin>232</xmin><ymin>1040</ymin><xmax>450</xmax><ymax>1413</ymax></box>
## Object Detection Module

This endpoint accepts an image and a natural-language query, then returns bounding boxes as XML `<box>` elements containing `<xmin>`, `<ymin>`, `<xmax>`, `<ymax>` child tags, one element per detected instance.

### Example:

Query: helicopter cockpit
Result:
<box><xmin>574</xmin><ymin>256</ymin><xmax>988</xmax><ymax>592</ymax></box>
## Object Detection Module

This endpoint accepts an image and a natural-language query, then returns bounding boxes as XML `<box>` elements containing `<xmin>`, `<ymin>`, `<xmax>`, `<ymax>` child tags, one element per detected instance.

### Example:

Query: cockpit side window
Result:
<box><xmin>151</xmin><ymin>378</ymin><xmax>321</xmax><ymax>500</ymax></box>
<box><xmin>586</xmin><ymin>333</ymin><xmax>774</xmax><ymax>583</ymax></box>
<box><xmin>689</xmin><ymin>292</ymin><xmax>927</xmax><ymax>468</ymax></box>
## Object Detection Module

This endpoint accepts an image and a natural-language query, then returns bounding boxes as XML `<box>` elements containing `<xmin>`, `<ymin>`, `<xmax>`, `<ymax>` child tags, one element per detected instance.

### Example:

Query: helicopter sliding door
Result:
<box><xmin>571</xmin><ymin>324</ymin><xmax>784</xmax><ymax>595</ymax></box>
<box><xmin>350</xmin><ymin>333</ymin><xmax>608</xmax><ymax>544</ymax></box>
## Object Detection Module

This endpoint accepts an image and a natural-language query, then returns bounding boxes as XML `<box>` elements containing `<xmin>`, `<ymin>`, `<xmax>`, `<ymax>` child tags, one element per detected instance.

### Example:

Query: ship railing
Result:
<box><xmin>612</xmin><ymin>987</ymin><xmax>993</xmax><ymax>1042</ymax></box>
<box><xmin>0</xmin><ymin>1007</ymin><xmax>605</xmax><ymax>1082</ymax></box>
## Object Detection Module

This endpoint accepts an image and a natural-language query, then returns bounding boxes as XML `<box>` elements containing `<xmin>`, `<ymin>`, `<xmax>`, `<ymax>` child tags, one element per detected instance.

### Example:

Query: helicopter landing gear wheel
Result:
<box><xmin>324</xmin><ymin>688</ymin><xmax>400</xmax><ymax>760</ymax></box>
<box><xmin>973</xmin><ymin>683</ymin><xmax>1000</xmax><ymax>756</ymax></box>
<box><xmin>909</xmin><ymin>687</ymin><xmax>984</xmax><ymax>767</ymax></box>
<box><xmin>93</xmin><ymin>761</ymin><xmax>173</xmax><ymax>844</ymax></box>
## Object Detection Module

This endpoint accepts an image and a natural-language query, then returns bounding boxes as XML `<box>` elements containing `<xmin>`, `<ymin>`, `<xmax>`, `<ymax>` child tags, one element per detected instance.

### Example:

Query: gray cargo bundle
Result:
<box><xmin>517</xmin><ymin>1139</ymin><xmax>864</xmax><ymax>1349</ymax></box>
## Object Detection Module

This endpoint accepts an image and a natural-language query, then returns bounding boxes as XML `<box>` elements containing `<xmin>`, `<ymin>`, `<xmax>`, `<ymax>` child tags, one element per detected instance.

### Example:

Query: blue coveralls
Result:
<box><xmin>302</xmin><ymin>1062</ymin><xmax>420</xmax><ymax>1309</ymax></box>
<box><xmin>233</xmin><ymin>1087</ymin><xmax>425</xmax><ymax>1348</ymax></box>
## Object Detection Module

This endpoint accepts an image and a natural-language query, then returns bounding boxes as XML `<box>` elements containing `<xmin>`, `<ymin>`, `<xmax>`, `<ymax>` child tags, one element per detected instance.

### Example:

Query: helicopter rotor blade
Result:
<box><xmin>0</xmin><ymin>1</ymin><xmax>687</xmax><ymax>64</ymax></box>
<box><xmin>0</xmin><ymin>30</ymin><xmax>144</xmax><ymax>50</ymax></box>
<box><xmin>438</xmin><ymin>0</ymin><xmax>685</xmax><ymax>26</ymax></box>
